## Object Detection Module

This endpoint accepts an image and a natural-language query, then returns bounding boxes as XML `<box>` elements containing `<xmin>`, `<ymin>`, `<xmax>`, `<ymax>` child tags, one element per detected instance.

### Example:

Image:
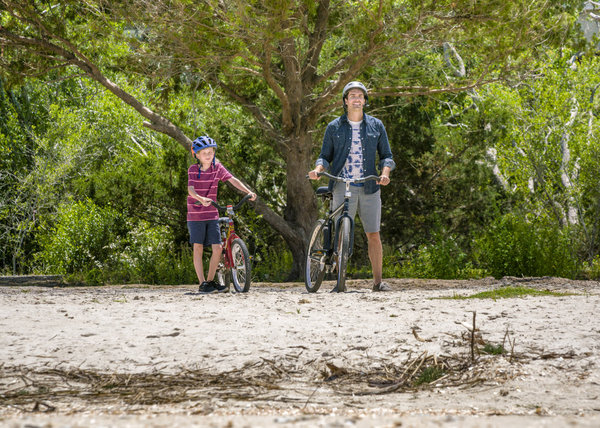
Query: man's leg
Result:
<box><xmin>193</xmin><ymin>243</ymin><xmax>205</xmax><ymax>283</ymax></box>
<box><xmin>359</xmin><ymin>189</ymin><xmax>390</xmax><ymax>291</ymax></box>
<box><xmin>366</xmin><ymin>231</ymin><xmax>383</xmax><ymax>286</ymax></box>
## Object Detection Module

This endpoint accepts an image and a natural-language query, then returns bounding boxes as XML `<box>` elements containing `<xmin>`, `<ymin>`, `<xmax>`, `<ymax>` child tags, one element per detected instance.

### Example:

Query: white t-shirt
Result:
<box><xmin>341</xmin><ymin>120</ymin><xmax>364</xmax><ymax>180</ymax></box>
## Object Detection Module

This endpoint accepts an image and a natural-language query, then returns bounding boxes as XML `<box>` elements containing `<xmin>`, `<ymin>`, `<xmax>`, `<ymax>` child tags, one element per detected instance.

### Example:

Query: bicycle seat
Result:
<box><xmin>316</xmin><ymin>187</ymin><xmax>332</xmax><ymax>198</ymax></box>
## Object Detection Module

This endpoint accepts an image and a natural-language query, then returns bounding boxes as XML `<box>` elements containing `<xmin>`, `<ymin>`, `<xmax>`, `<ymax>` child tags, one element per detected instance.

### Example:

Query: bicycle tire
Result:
<box><xmin>336</xmin><ymin>216</ymin><xmax>351</xmax><ymax>292</ymax></box>
<box><xmin>230</xmin><ymin>238</ymin><xmax>251</xmax><ymax>292</ymax></box>
<box><xmin>305</xmin><ymin>220</ymin><xmax>328</xmax><ymax>293</ymax></box>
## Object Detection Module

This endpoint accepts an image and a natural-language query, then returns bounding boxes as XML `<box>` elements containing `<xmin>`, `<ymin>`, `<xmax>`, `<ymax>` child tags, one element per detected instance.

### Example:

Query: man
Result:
<box><xmin>308</xmin><ymin>81</ymin><xmax>395</xmax><ymax>292</ymax></box>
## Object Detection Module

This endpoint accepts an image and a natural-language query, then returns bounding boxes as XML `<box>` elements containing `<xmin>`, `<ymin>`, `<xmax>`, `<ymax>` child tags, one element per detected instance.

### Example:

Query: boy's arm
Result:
<box><xmin>227</xmin><ymin>177</ymin><xmax>257</xmax><ymax>201</ymax></box>
<box><xmin>188</xmin><ymin>186</ymin><xmax>213</xmax><ymax>206</ymax></box>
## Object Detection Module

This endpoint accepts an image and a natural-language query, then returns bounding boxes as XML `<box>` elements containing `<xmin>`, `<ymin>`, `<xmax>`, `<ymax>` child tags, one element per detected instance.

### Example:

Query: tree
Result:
<box><xmin>0</xmin><ymin>0</ymin><xmax>581</xmax><ymax>277</ymax></box>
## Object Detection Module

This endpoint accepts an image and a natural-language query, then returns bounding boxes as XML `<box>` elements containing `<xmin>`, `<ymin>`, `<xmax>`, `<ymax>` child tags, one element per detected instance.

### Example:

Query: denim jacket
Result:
<box><xmin>316</xmin><ymin>113</ymin><xmax>396</xmax><ymax>194</ymax></box>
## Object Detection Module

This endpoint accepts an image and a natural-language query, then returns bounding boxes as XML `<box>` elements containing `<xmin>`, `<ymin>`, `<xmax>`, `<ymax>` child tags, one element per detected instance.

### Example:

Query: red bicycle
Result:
<box><xmin>210</xmin><ymin>194</ymin><xmax>253</xmax><ymax>292</ymax></box>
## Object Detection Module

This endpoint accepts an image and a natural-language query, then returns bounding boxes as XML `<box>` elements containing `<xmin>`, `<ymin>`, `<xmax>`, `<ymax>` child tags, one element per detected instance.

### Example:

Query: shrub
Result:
<box><xmin>35</xmin><ymin>199</ymin><xmax>122</xmax><ymax>277</ymax></box>
<box><xmin>474</xmin><ymin>213</ymin><xmax>581</xmax><ymax>279</ymax></box>
<box><xmin>392</xmin><ymin>234</ymin><xmax>485</xmax><ymax>280</ymax></box>
<box><xmin>121</xmin><ymin>222</ymin><xmax>197</xmax><ymax>285</ymax></box>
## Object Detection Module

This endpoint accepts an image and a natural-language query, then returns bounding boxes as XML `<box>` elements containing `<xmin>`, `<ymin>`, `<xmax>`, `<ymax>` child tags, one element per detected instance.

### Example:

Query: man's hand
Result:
<box><xmin>308</xmin><ymin>166</ymin><xmax>325</xmax><ymax>180</ymax></box>
<box><xmin>308</xmin><ymin>169</ymin><xmax>321</xmax><ymax>180</ymax></box>
<box><xmin>378</xmin><ymin>174</ymin><xmax>390</xmax><ymax>186</ymax></box>
<box><xmin>378</xmin><ymin>166</ymin><xmax>391</xmax><ymax>186</ymax></box>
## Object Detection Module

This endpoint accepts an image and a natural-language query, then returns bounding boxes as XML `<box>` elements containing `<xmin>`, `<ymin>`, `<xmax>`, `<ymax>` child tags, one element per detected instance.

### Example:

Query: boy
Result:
<box><xmin>187</xmin><ymin>136</ymin><xmax>257</xmax><ymax>293</ymax></box>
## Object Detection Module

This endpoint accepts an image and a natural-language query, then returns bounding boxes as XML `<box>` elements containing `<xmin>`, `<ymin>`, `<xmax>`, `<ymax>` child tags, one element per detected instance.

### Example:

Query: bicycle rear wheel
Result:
<box><xmin>305</xmin><ymin>220</ymin><xmax>328</xmax><ymax>293</ymax></box>
<box><xmin>336</xmin><ymin>216</ymin><xmax>351</xmax><ymax>292</ymax></box>
<box><xmin>230</xmin><ymin>238</ymin><xmax>251</xmax><ymax>292</ymax></box>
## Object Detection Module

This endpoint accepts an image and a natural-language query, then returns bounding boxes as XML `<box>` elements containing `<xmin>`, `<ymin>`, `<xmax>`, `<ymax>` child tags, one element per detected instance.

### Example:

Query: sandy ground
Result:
<box><xmin>1</xmin><ymin>277</ymin><xmax>599</xmax><ymax>427</ymax></box>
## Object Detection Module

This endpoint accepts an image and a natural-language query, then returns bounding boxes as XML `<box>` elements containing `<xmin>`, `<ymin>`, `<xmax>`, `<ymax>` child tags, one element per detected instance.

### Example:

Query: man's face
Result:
<box><xmin>345</xmin><ymin>88</ymin><xmax>366</xmax><ymax>110</ymax></box>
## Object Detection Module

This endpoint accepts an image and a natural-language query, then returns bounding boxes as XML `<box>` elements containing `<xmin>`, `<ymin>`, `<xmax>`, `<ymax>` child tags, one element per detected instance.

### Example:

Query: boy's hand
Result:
<box><xmin>248</xmin><ymin>192</ymin><xmax>257</xmax><ymax>201</ymax></box>
<box><xmin>197</xmin><ymin>197</ymin><xmax>212</xmax><ymax>206</ymax></box>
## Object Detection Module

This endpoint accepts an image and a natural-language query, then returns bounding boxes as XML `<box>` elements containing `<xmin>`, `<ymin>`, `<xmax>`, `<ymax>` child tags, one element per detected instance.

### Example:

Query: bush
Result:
<box><xmin>35</xmin><ymin>199</ymin><xmax>122</xmax><ymax>278</ymax></box>
<box><xmin>474</xmin><ymin>213</ymin><xmax>581</xmax><ymax>279</ymax></box>
<box><xmin>36</xmin><ymin>204</ymin><xmax>198</xmax><ymax>285</ymax></box>
<box><xmin>120</xmin><ymin>222</ymin><xmax>197</xmax><ymax>285</ymax></box>
<box><xmin>393</xmin><ymin>234</ymin><xmax>485</xmax><ymax>280</ymax></box>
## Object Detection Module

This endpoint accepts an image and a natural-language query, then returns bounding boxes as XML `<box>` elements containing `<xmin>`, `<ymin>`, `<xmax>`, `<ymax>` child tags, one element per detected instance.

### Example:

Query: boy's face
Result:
<box><xmin>196</xmin><ymin>147</ymin><xmax>215</xmax><ymax>164</ymax></box>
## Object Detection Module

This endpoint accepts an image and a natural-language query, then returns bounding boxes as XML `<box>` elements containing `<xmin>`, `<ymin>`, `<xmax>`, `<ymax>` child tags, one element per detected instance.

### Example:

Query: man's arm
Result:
<box><xmin>308</xmin><ymin>124</ymin><xmax>335</xmax><ymax>180</ymax></box>
<box><xmin>377</xmin><ymin>121</ymin><xmax>396</xmax><ymax>173</ymax></box>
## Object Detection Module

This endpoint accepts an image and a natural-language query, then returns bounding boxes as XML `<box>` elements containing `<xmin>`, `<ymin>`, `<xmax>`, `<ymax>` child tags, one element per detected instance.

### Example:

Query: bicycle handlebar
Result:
<box><xmin>207</xmin><ymin>193</ymin><xmax>253</xmax><ymax>212</ymax></box>
<box><xmin>315</xmin><ymin>171</ymin><xmax>380</xmax><ymax>184</ymax></box>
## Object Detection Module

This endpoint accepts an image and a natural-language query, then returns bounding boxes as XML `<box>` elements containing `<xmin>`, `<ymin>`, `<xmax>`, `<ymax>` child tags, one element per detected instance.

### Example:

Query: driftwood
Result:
<box><xmin>0</xmin><ymin>275</ymin><xmax>64</xmax><ymax>287</ymax></box>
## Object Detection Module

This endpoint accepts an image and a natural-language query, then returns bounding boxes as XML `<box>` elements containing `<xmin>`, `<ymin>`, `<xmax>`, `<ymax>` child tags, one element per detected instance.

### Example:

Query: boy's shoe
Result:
<box><xmin>199</xmin><ymin>281</ymin><xmax>216</xmax><ymax>294</ymax></box>
<box><xmin>208</xmin><ymin>280</ymin><xmax>228</xmax><ymax>293</ymax></box>
<box><xmin>372</xmin><ymin>282</ymin><xmax>392</xmax><ymax>292</ymax></box>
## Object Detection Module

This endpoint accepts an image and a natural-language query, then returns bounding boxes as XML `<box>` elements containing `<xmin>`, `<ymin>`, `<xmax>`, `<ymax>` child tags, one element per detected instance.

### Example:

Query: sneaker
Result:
<box><xmin>198</xmin><ymin>281</ymin><xmax>216</xmax><ymax>294</ymax></box>
<box><xmin>208</xmin><ymin>280</ymin><xmax>228</xmax><ymax>293</ymax></box>
<box><xmin>372</xmin><ymin>282</ymin><xmax>392</xmax><ymax>292</ymax></box>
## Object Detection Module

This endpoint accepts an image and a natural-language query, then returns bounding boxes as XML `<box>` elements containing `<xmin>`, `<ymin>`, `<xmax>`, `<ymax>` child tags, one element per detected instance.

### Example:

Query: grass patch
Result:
<box><xmin>482</xmin><ymin>343</ymin><xmax>505</xmax><ymax>355</ymax></box>
<box><xmin>414</xmin><ymin>366</ymin><xmax>445</xmax><ymax>386</ymax></box>
<box><xmin>443</xmin><ymin>286</ymin><xmax>574</xmax><ymax>300</ymax></box>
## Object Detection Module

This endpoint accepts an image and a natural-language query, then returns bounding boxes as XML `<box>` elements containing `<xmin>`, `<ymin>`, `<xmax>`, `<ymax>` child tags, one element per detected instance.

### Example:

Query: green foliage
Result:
<box><xmin>414</xmin><ymin>366</ymin><xmax>445</xmax><ymax>386</ymax></box>
<box><xmin>445</xmin><ymin>286</ymin><xmax>574</xmax><ymax>300</ymax></box>
<box><xmin>0</xmin><ymin>1</ymin><xmax>596</xmax><ymax>283</ymax></box>
<box><xmin>580</xmin><ymin>255</ymin><xmax>600</xmax><ymax>280</ymax></box>
<box><xmin>35</xmin><ymin>199</ymin><xmax>123</xmax><ymax>277</ymax></box>
<box><xmin>119</xmin><ymin>224</ymin><xmax>197</xmax><ymax>285</ymax></box>
<box><xmin>251</xmin><ymin>243</ymin><xmax>293</xmax><ymax>283</ymax></box>
<box><xmin>474</xmin><ymin>213</ymin><xmax>581</xmax><ymax>279</ymax></box>
<box><xmin>394</xmin><ymin>233</ymin><xmax>485</xmax><ymax>280</ymax></box>
<box><xmin>482</xmin><ymin>343</ymin><xmax>505</xmax><ymax>355</ymax></box>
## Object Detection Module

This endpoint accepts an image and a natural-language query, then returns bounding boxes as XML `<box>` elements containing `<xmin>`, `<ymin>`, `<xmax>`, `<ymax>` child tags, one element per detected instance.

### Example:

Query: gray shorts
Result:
<box><xmin>332</xmin><ymin>183</ymin><xmax>381</xmax><ymax>233</ymax></box>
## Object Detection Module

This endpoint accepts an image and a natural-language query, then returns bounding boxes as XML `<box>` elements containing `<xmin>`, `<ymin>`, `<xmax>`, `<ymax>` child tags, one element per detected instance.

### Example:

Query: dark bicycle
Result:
<box><xmin>305</xmin><ymin>172</ymin><xmax>379</xmax><ymax>293</ymax></box>
<box><xmin>197</xmin><ymin>194</ymin><xmax>253</xmax><ymax>292</ymax></box>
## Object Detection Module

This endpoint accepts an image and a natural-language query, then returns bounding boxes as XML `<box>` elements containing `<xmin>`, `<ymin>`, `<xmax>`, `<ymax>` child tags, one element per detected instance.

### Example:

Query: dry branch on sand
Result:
<box><xmin>1</xmin><ymin>320</ymin><xmax>581</xmax><ymax>413</ymax></box>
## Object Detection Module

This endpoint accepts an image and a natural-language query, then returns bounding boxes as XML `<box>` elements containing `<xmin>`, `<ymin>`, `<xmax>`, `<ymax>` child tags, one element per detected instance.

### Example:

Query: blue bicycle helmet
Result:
<box><xmin>191</xmin><ymin>136</ymin><xmax>217</xmax><ymax>153</ymax></box>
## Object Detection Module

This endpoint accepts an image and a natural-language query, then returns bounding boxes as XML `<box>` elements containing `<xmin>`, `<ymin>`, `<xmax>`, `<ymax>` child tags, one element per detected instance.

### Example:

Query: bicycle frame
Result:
<box><xmin>218</xmin><ymin>206</ymin><xmax>241</xmax><ymax>269</ymax></box>
<box><xmin>326</xmin><ymin>193</ymin><xmax>356</xmax><ymax>259</ymax></box>
<box><xmin>319</xmin><ymin>173</ymin><xmax>379</xmax><ymax>260</ymax></box>
<box><xmin>306</xmin><ymin>172</ymin><xmax>380</xmax><ymax>291</ymax></box>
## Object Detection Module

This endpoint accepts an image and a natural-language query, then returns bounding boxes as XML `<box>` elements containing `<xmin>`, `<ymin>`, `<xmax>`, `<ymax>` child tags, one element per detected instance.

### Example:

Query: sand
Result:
<box><xmin>1</xmin><ymin>277</ymin><xmax>599</xmax><ymax>427</ymax></box>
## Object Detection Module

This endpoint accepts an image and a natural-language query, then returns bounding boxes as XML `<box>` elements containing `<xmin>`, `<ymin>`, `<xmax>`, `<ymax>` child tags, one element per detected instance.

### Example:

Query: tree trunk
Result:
<box><xmin>282</xmin><ymin>133</ymin><xmax>319</xmax><ymax>280</ymax></box>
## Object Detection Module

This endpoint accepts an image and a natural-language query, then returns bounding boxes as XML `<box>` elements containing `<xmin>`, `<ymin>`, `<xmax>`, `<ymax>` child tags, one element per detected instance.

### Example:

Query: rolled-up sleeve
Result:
<box><xmin>377</xmin><ymin>121</ymin><xmax>395</xmax><ymax>171</ymax></box>
<box><xmin>316</xmin><ymin>124</ymin><xmax>334</xmax><ymax>170</ymax></box>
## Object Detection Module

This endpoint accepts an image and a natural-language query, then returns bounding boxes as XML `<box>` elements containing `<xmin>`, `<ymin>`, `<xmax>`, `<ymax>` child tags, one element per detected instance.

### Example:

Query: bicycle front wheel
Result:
<box><xmin>336</xmin><ymin>216</ymin><xmax>351</xmax><ymax>292</ymax></box>
<box><xmin>230</xmin><ymin>238</ymin><xmax>251</xmax><ymax>292</ymax></box>
<box><xmin>305</xmin><ymin>220</ymin><xmax>328</xmax><ymax>292</ymax></box>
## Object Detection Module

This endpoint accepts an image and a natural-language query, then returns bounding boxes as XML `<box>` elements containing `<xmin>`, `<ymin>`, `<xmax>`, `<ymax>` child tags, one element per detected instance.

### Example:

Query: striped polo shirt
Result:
<box><xmin>187</xmin><ymin>162</ymin><xmax>233</xmax><ymax>221</ymax></box>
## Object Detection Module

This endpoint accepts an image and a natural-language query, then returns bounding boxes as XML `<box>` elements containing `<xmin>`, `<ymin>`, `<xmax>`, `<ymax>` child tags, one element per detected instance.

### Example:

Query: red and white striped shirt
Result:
<box><xmin>187</xmin><ymin>162</ymin><xmax>233</xmax><ymax>221</ymax></box>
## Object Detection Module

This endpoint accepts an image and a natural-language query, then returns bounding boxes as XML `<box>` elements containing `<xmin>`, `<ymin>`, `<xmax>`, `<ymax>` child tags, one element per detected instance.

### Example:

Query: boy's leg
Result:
<box><xmin>206</xmin><ymin>243</ymin><xmax>222</xmax><ymax>281</ymax></box>
<box><xmin>193</xmin><ymin>243</ymin><xmax>205</xmax><ymax>283</ymax></box>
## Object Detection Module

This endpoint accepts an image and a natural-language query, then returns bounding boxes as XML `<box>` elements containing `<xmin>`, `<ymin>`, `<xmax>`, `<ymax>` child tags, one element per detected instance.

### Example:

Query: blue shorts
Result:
<box><xmin>188</xmin><ymin>220</ymin><xmax>221</xmax><ymax>246</ymax></box>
